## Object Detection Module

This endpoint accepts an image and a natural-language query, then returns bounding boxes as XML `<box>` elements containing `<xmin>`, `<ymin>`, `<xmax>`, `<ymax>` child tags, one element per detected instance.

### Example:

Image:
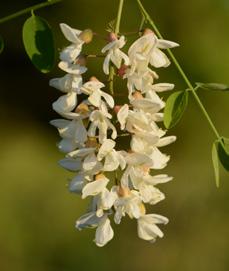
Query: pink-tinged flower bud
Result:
<box><xmin>118</xmin><ymin>186</ymin><xmax>130</xmax><ymax>197</ymax></box>
<box><xmin>133</xmin><ymin>91</ymin><xmax>143</xmax><ymax>100</ymax></box>
<box><xmin>107</xmin><ymin>32</ymin><xmax>117</xmax><ymax>42</ymax></box>
<box><xmin>117</xmin><ymin>64</ymin><xmax>128</xmax><ymax>77</ymax></box>
<box><xmin>89</xmin><ymin>76</ymin><xmax>99</xmax><ymax>82</ymax></box>
<box><xmin>143</xmin><ymin>28</ymin><xmax>154</xmax><ymax>36</ymax></box>
<box><xmin>79</xmin><ymin>29</ymin><xmax>93</xmax><ymax>43</ymax></box>
<box><xmin>114</xmin><ymin>105</ymin><xmax>122</xmax><ymax>114</ymax></box>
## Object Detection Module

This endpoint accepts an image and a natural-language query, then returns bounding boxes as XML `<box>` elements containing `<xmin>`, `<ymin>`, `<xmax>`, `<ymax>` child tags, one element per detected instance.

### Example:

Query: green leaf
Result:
<box><xmin>217</xmin><ymin>137</ymin><xmax>229</xmax><ymax>171</ymax></box>
<box><xmin>164</xmin><ymin>90</ymin><xmax>189</xmax><ymax>129</ymax></box>
<box><xmin>212</xmin><ymin>141</ymin><xmax>220</xmax><ymax>187</ymax></box>
<box><xmin>196</xmin><ymin>82</ymin><xmax>229</xmax><ymax>91</ymax></box>
<box><xmin>0</xmin><ymin>35</ymin><xmax>4</xmax><ymax>54</ymax></box>
<box><xmin>22</xmin><ymin>14</ymin><xmax>55</xmax><ymax>73</ymax></box>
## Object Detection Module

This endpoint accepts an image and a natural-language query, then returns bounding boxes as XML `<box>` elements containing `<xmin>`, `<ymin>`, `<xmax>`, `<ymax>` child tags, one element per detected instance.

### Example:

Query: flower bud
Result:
<box><xmin>89</xmin><ymin>76</ymin><xmax>99</xmax><ymax>82</ymax></box>
<box><xmin>79</xmin><ymin>29</ymin><xmax>93</xmax><ymax>44</ymax></box>
<box><xmin>117</xmin><ymin>64</ymin><xmax>128</xmax><ymax>77</ymax></box>
<box><xmin>143</xmin><ymin>28</ymin><xmax>154</xmax><ymax>36</ymax></box>
<box><xmin>75</xmin><ymin>103</ymin><xmax>89</xmax><ymax>114</ymax></box>
<box><xmin>76</xmin><ymin>55</ymin><xmax>87</xmax><ymax>66</ymax></box>
<box><xmin>118</xmin><ymin>186</ymin><xmax>130</xmax><ymax>197</ymax></box>
<box><xmin>133</xmin><ymin>91</ymin><xmax>143</xmax><ymax>100</ymax></box>
<box><xmin>95</xmin><ymin>173</ymin><xmax>105</xmax><ymax>181</ymax></box>
<box><xmin>85</xmin><ymin>137</ymin><xmax>99</xmax><ymax>148</ymax></box>
<box><xmin>114</xmin><ymin>105</ymin><xmax>122</xmax><ymax>114</ymax></box>
<box><xmin>107</xmin><ymin>32</ymin><xmax>117</xmax><ymax>42</ymax></box>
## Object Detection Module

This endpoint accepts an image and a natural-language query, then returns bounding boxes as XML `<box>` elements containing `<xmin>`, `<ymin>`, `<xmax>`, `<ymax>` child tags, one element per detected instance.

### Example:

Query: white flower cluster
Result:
<box><xmin>50</xmin><ymin>24</ymin><xmax>179</xmax><ymax>247</ymax></box>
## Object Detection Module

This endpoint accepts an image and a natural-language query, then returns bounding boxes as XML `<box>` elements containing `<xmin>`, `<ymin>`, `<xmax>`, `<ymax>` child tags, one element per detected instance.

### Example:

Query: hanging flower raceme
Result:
<box><xmin>50</xmin><ymin>22</ymin><xmax>178</xmax><ymax>247</ymax></box>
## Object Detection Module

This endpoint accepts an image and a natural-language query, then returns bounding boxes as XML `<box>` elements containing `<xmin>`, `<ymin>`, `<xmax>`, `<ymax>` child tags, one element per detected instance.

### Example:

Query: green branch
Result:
<box><xmin>136</xmin><ymin>0</ymin><xmax>221</xmax><ymax>141</ymax></box>
<box><xmin>0</xmin><ymin>0</ymin><xmax>62</xmax><ymax>25</ymax></box>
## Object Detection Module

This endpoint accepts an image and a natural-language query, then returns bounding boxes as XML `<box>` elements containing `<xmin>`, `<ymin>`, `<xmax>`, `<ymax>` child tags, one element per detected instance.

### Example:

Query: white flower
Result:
<box><xmin>50</xmin><ymin>119</ymin><xmax>88</xmax><ymax>152</ymax></box>
<box><xmin>88</xmin><ymin>109</ymin><xmax>117</xmax><ymax>143</ymax></box>
<box><xmin>49</xmin><ymin>74</ymin><xmax>83</xmax><ymax>93</ymax></box>
<box><xmin>129</xmin><ymin>168</ymin><xmax>172</xmax><ymax>204</ymax></box>
<box><xmin>114</xmin><ymin>188</ymin><xmax>145</xmax><ymax>224</ymax></box>
<box><xmin>124</xmin><ymin>68</ymin><xmax>159</xmax><ymax>99</ymax></box>
<box><xmin>128</xmin><ymin>32</ymin><xmax>179</xmax><ymax>70</ymax></box>
<box><xmin>67</xmin><ymin>147</ymin><xmax>103</xmax><ymax>175</ymax></box>
<box><xmin>52</xmin><ymin>91</ymin><xmax>77</xmax><ymax>116</ymax></box>
<box><xmin>95</xmin><ymin>215</ymin><xmax>114</xmax><ymax>247</ymax></box>
<box><xmin>97</xmin><ymin>139</ymin><xmax>126</xmax><ymax>171</ymax></box>
<box><xmin>130</xmin><ymin>136</ymin><xmax>171</xmax><ymax>170</ymax></box>
<box><xmin>120</xmin><ymin>152</ymin><xmax>153</xmax><ymax>187</ymax></box>
<box><xmin>137</xmin><ymin>214</ymin><xmax>169</xmax><ymax>242</ymax></box>
<box><xmin>81</xmin><ymin>80</ymin><xmax>114</xmax><ymax>108</ymax></box>
<box><xmin>95</xmin><ymin>186</ymin><xmax>118</xmax><ymax>217</ymax></box>
<box><xmin>82</xmin><ymin>174</ymin><xmax>109</xmax><ymax>199</ymax></box>
<box><xmin>102</xmin><ymin>35</ymin><xmax>129</xmax><ymax>74</ymax></box>
<box><xmin>59</xmin><ymin>23</ymin><xmax>84</xmax><ymax>62</ymax></box>
<box><xmin>58</xmin><ymin>61</ymin><xmax>87</xmax><ymax>75</ymax></box>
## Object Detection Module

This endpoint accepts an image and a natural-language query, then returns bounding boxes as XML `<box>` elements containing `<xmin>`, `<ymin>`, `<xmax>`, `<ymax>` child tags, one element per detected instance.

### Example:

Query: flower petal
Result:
<box><xmin>95</xmin><ymin>216</ymin><xmax>114</xmax><ymax>247</ymax></box>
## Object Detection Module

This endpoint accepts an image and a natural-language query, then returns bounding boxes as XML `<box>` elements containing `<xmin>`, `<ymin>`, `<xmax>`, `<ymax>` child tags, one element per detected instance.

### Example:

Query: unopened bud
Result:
<box><xmin>75</xmin><ymin>103</ymin><xmax>89</xmax><ymax>114</ymax></box>
<box><xmin>114</xmin><ymin>105</ymin><xmax>122</xmax><ymax>114</ymax></box>
<box><xmin>85</xmin><ymin>137</ymin><xmax>98</xmax><ymax>148</ymax></box>
<box><xmin>117</xmin><ymin>64</ymin><xmax>128</xmax><ymax>77</ymax></box>
<box><xmin>107</xmin><ymin>32</ymin><xmax>117</xmax><ymax>42</ymax></box>
<box><xmin>143</xmin><ymin>28</ymin><xmax>154</xmax><ymax>36</ymax></box>
<box><xmin>95</xmin><ymin>173</ymin><xmax>105</xmax><ymax>180</ymax></box>
<box><xmin>118</xmin><ymin>186</ymin><xmax>130</xmax><ymax>197</ymax></box>
<box><xmin>79</xmin><ymin>29</ymin><xmax>93</xmax><ymax>43</ymax></box>
<box><xmin>90</xmin><ymin>76</ymin><xmax>99</xmax><ymax>82</ymax></box>
<box><xmin>76</xmin><ymin>55</ymin><xmax>87</xmax><ymax>66</ymax></box>
<box><xmin>133</xmin><ymin>91</ymin><xmax>143</xmax><ymax>100</ymax></box>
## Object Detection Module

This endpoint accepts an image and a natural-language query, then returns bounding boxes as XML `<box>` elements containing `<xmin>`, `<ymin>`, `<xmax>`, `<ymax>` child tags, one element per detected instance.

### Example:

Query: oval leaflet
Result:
<box><xmin>164</xmin><ymin>90</ymin><xmax>189</xmax><ymax>129</ymax></box>
<box><xmin>22</xmin><ymin>14</ymin><xmax>55</xmax><ymax>73</ymax></box>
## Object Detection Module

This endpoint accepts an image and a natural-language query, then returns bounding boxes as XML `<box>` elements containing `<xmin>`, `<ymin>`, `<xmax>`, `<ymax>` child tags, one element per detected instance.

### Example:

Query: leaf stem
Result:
<box><xmin>136</xmin><ymin>0</ymin><xmax>221</xmax><ymax>140</ymax></box>
<box><xmin>0</xmin><ymin>0</ymin><xmax>62</xmax><ymax>25</ymax></box>
<box><xmin>115</xmin><ymin>0</ymin><xmax>124</xmax><ymax>35</ymax></box>
<box><xmin>108</xmin><ymin>0</ymin><xmax>124</xmax><ymax>96</ymax></box>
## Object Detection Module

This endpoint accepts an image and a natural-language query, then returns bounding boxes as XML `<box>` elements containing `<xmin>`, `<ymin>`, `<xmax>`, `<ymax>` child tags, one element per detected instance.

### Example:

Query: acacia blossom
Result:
<box><xmin>50</xmin><ymin>23</ymin><xmax>178</xmax><ymax>247</ymax></box>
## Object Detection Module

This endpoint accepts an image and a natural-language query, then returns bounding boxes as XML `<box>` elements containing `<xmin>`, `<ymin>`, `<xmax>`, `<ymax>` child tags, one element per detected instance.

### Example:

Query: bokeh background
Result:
<box><xmin>0</xmin><ymin>0</ymin><xmax>229</xmax><ymax>270</ymax></box>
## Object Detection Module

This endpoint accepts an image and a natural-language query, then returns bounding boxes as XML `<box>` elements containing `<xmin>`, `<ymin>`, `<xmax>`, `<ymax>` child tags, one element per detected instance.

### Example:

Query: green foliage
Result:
<box><xmin>0</xmin><ymin>35</ymin><xmax>4</xmax><ymax>54</ymax></box>
<box><xmin>164</xmin><ymin>90</ymin><xmax>189</xmax><ymax>129</ymax></box>
<box><xmin>196</xmin><ymin>82</ymin><xmax>229</xmax><ymax>91</ymax></box>
<box><xmin>22</xmin><ymin>14</ymin><xmax>55</xmax><ymax>73</ymax></box>
<box><xmin>212</xmin><ymin>141</ymin><xmax>220</xmax><ymax>187</ymax></box>
<box><xmin>217</xmin><ymin>137</ymin><xmax>229</xmax><ymax>171</ymax></box>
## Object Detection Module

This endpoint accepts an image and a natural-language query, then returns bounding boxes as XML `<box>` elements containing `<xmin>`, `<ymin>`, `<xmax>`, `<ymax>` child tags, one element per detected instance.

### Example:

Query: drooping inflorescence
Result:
<box><xmin>50</xmin><ymin>23</ymin><xmax>179</xmax><ymax>247</ymax></box>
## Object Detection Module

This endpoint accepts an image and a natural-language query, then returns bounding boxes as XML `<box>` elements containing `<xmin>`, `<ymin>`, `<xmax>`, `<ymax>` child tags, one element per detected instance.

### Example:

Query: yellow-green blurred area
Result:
<box><xmin>0</xmin><ymin>0</ymin><xmax>229</xmax><ymax>270</ymax></box>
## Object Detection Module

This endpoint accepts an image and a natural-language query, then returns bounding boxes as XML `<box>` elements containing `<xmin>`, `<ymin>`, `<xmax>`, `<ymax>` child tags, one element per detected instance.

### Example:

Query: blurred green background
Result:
<box><xmin>0</xmin><ymin>0</ymin><xmax>229</xmax><ymax>270</ymax></box>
